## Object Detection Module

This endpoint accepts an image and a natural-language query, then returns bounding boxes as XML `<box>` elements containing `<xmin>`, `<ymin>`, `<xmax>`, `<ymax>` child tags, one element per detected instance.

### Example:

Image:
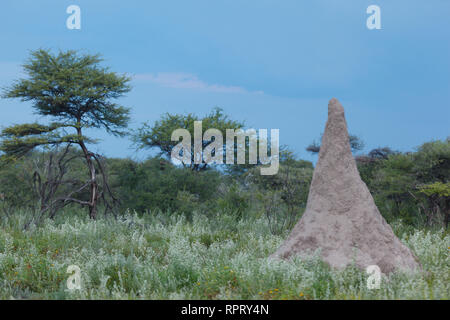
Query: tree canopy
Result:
<box><xmin>134</xmin><ymin>107</ymin><xmax>244</xmax><ymax>171</ymax></box>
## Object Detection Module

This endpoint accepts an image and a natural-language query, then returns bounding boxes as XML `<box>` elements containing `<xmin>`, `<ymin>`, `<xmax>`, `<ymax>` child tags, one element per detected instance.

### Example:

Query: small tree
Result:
<box><xmin>1</xmin><ymin>49</ymin><xmax>131</xmax><ymax>219</ymax></box>
<box><xmin>306</xmin><ymin>134</ymin><xmax>365</xmax><ymax>155</ymax></box>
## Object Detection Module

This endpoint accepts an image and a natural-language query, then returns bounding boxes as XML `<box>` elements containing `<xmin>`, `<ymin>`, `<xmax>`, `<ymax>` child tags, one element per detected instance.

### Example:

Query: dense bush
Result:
<box><xmin>1</xmin><ymin>139</ymin><xmax>448</xmax><ymax>230</ymax></box>
<box><xmin>109</xmin><ymin>157</ymin><xmax>221</xmax><ymax>214</ymax></box>
<box><xmin>0</xmin><ymin>149</ymin><xmax>88</xmax><ymax>216</ymax></box>
<box><xmin>248</xmin><ymin>158</ymin><xmax>313</xmax><ymax>234</ymax></box>
<box><xmin>357</xmin><ymin>139</ymin><xmax>450</xmax><ymax>227</ymax></box>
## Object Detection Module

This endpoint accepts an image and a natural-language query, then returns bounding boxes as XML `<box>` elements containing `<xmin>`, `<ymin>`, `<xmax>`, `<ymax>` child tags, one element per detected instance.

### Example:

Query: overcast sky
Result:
<box><xmin>1</xmin><ymin>1</ymin><xmax>449</xmax><ymax>162</ymax></box>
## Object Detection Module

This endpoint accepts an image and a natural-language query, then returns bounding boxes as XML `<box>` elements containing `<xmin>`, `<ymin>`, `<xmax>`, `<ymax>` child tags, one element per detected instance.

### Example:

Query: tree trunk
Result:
<box><xmin>77</xmin><ymin>126</ymin><xmax>98</xmax><ymax>219</ymax></box>
<box><xmin>88</xmin><ymin>164</ymin><xmax>98</xmax><ymax>219</ymax></box>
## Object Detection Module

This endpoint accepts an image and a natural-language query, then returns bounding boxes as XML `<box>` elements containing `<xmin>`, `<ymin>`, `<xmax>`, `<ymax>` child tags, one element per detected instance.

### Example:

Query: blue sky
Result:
<box><xmin>0</xmin><ymin>1</ymin><xmax>449</xmax><ymax>162</ymax></box>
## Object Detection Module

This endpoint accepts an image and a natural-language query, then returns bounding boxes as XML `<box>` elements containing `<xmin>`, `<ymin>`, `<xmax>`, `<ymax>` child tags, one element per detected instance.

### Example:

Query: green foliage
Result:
<box><xmin>374</xmin><ymin>153</ymin><xmax>416</xmax><ymax>197</ymax></box>
<box><xmin>0</xmin><ymin>155</ymin><xmax>36</xmax><ymax>210</ymax></box>
<box><xmin>2</xmin><ymin>49</ymin><xmax>131</xmax><ymax>136</ymax></box>
<box><xmin>134</xmin><ymin>107</ymin><xmax>244</xmax><ymax>171</ymax></box>
<box><xmin>216</xmin><ymin>183</ymin><xmax>249</xmax><ymax>220</ymax></box>
<box><xmin>176</xmin><ymin>191</ymin><xmax>200</xmax><ymax>217</ymax></box>
<box><xmin>414</xmin><ymin>140</ymin><xmax>450</xmax><ymax>183</ymax></box>
<box><xmin>0</xmin><ymin>123</ymin><xmax>94</xmax><ymax>161</ymax></box>
<box><xmin>419</xmin><ymin>182</ymin><xmax>450</xmax><ymax>197</ymax></box>
<box><xmin>1</xmin><ymin>49</ymin><xmax>131</xmax><ymax>159</ymax></box>
<box><xmin>357</xmin><ymin>147</ymin><xmax>398</xmax><ymax>185</ymax></box>
<box><xmin>249</xmin><ymin>152</ymin><xmax>313</xmax><ymax>234</ymax></box>
<box><xmin>111</xmin><ymin>157</ymin><xmax>221</xmax><ymax>214</ymax></box>
<box><xmin>357</xmin><ymin>139</ymin><xmax>450</xmax><ymax>227</ymax></box>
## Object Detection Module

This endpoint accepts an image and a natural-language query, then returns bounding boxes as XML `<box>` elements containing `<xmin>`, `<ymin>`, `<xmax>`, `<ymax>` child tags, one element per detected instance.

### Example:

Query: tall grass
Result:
<box><xmin>0</xmin><ymin>209</ymin><xmax>448</xmax><ymax>299</ymax></box>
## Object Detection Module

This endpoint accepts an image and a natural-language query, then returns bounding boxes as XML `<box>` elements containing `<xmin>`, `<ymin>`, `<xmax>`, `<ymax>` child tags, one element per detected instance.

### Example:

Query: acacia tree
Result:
<box><xmin>134</xmin><ymin>107</ymin><xmax>244</xmax><ymax>171</ymax></box>
<box><xmin>1</xmin><ymin>49</ymin><xmax>131</xmax><ymax>219</ymax></box>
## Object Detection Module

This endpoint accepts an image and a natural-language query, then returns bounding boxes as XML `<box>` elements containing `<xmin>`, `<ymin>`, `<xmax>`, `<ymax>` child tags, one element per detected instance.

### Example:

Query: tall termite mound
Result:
<box><xmin>271</xmin><ymin>98</ymin><xmax>420</xmax><ymax>273</ymax></box>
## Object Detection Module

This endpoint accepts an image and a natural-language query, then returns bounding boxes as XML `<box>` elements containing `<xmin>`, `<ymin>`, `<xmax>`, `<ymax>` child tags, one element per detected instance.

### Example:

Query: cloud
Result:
<box><xmin>133</xmin><ymin>72</ymin><xmax>263</xmax><ymax>94</ymax></box>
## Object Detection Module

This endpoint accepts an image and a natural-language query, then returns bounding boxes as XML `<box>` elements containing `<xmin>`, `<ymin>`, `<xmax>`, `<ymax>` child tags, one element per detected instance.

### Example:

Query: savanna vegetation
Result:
<box><xmin>0</xmin><ymin>49</ymin><xmax>448</xmax><ymax>299</ymax></box>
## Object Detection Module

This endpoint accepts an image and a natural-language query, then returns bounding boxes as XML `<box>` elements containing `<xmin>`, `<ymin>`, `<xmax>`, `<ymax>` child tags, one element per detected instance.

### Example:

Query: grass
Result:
<box><xmin>0</xmin><ymin>209</ymin><xmax>448</xmax><ymax>300</ymax></box>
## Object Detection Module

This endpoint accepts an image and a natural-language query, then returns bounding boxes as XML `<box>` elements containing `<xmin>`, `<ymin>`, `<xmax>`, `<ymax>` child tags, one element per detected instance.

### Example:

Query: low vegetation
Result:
<box><xmin>0</xmin><ymin>210</ymin><xmax>448</xmax><ymax>300</ymax></box>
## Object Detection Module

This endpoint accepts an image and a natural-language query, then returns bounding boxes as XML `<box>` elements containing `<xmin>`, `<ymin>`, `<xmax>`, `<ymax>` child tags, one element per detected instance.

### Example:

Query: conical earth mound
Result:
<box><xmin>271</xmin><ymin>98</ymin><xmax>420</xmax><ymax>274</ymax></box>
